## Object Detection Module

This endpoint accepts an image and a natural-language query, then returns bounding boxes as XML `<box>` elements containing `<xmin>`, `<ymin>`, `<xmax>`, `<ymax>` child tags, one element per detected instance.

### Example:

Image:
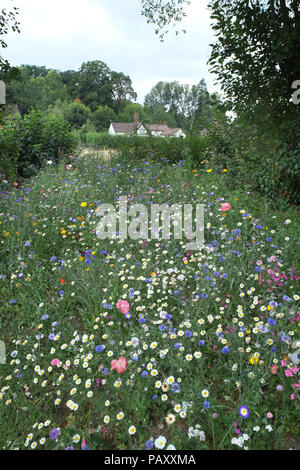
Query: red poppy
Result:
<box><xmin>270</xmin><ymin>364</ymin><xmax>278</xmax><ymax>374</ymax></box>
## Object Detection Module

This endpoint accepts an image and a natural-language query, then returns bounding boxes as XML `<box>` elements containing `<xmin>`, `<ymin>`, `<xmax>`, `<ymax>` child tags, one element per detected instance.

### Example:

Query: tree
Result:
<box><xmin>63</xmin><ymin>102</ymin><xmax>90</xmax><ymax>129</ymax></box>
<box><xmin>207</xmin><ymin>0</ymin><xmax>300</xmax><ymax>121</ymax></box>
<box><xmin>90</xmin><ymin>105</ymin><xmax>116</xmax><ymax>132</ymax></box>
<box><xmin>74</xmin><ymin>60</ymin><xmax>113</xmax><ymax>111</ymax></box>
<box><xmin>144</xmin><ymin>79</ymin><xmax>221</xmax><ymax>130</ymax></box>
<box><xmin>117</xmin><ymin>102</ymin><xmax>151</xmax><ymax>124</ymax></box>
<box><xmin>141</xmin><ymin>0</ymin><xmax>300</xmax><ymax>123</ymax></box>
<box><xmin>141</xmin><ymin>0</ymin><xmax>190</xmax><ymax>41</ymax></box>
<box><xmin>111</xmin><ymin>71</ymin><xmax>137</xmax><ymax>113</ymax></box>
<box><xmin>0</xmin><ymin>2</ymin><xmax>20</xmax><ymax>77</ymax></box>
<box><xmin>1</xmin><ymin>66</ymin><xmax>70</xmax><ymax>115</ymax></box>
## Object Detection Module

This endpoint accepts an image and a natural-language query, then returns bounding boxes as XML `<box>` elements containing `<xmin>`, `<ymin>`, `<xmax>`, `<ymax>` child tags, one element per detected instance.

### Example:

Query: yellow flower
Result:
<box><xmin>81</xmin><ymin>202</ymin><xmax>87</xmax><ymax>207</ymax></box>
<box><xmin>249</xmin><ymin>355</ymin><xmax>259</xmax><ymax>365</ymax></box>
<box><xmin>206</xmin><ymin>169</ymin><xmax>212</xmax><ymax>173</ymax></box>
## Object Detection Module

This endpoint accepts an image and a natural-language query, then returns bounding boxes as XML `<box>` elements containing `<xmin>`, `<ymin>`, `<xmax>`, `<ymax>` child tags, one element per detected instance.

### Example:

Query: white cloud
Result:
<box><xmin>3</xmin><ymin>0</ymin><xmax>220</xmax><ymax>102</ymax></box>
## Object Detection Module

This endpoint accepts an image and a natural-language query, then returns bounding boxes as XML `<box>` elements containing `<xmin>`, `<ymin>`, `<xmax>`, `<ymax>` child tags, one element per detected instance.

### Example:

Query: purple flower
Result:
<box><xmin>49</xmin><ymin>428</ymin><xmax>60</xmax><ymax>440</ymax></box>
<box><xmin>65</xmin><ymin>446</ymin><xmax>75</xmax><ymax>450</ymax></box>
<box><xmin>238</xmin><ymin>405</ymin><xmax>249</xmax><ymax>419</ymax></box>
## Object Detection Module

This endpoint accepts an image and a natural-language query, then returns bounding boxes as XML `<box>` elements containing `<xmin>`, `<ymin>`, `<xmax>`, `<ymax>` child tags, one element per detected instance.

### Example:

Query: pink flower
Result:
<box><xmin>220</xmin><ymin>202</ymin><xmax>231</xmax><ymax>211</ymax></box>
<box><xmin>291</xmin><ymin>394</ymin><xmax>295</xmax><ymax>400</ymax></box>
<box><xmin>111</xmin><ymin>356</ymin><xmax>127</xmax><ymax>373</ymax></box>
<box><xmin>51</xmin><ymin>358</ymin><xmax>60</xmax><ymax>366</ymax></box>
<box><xmin>66</xmin><ymin>164</ymin><xmax>72</xmax><ymax>170</ymax></box>
<box><xmin>293</xmin><ymin>381</ymin><xmax>300</xmax><ymax>389</ymax></box>
<box><xmin>285</xmin><ymin>369</ymin><xmax>293</xmax><ymax>377</ymax></box>
<box><xmin>267</xmin><ymin>412</ymin><xmax>273</xmax><ymax>419</ymax></box>
<box><xmin>116</xmin><ymin>300</ymin><xmax>130</xmax><ymax>314</ymax></box>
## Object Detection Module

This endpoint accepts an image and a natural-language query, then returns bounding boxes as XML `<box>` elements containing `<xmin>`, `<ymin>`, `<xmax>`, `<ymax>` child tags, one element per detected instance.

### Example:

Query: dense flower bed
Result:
<box><xmin>0</xmin><ymin>153</ymin><xmax>299</xmax><ymax>450</ymax></box>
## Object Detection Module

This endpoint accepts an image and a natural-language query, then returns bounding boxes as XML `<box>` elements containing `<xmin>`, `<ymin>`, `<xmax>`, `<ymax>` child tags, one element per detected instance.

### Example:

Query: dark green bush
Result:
<box><xmin>62</xmin><ymin>102</ymin><xmax>90</xmax><ymax>129</ymax></box>
<box><xmin>0</xmin><ymin>118</ymin><xmax>19</xmax><ymax>183</ymax></box>
<box><xmin>0</xmin><ymin>110</ymin><xmax>78</xmax><ymax>178</ymax></box>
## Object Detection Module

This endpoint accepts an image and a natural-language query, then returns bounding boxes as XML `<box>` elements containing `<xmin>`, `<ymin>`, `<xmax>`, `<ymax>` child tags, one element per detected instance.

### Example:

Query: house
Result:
<box><xmin>109</xmin><ymin>112</ymin><xmax>186</xmax><ymax>138</ymax></box>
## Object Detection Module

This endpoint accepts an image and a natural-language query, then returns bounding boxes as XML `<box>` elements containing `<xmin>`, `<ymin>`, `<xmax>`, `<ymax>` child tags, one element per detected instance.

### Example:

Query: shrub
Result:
<box><xmin>0</xmin><ymin>110</ymin><xmax>78</xmax><ymax>178</ymax></box>
<box><xmin>62</xmin><ymin>102</ymin><xmax>90</xmax><ymax>129</ymax></box>
<box><xmin>85</xmin><ymin>132</ymin><xmax>187</xmax><ymax>162</ymax></box>
<box><xmin>90</xmin><ymin>106</ymin><xmax>116</xmax><ymax>132</ymax></box>
<box><xmin>0</xmin><ymin>119</ymin><xmax>19</xmax><ymax>183</ymax></box>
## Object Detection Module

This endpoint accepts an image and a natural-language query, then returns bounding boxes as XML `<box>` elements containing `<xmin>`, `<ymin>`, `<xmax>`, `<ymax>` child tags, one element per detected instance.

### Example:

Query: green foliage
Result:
<box><xmin>208</xmin><ymin>0</ymin><xmax>300</xmax><ymax>120</ymax></box>
<box><xmin>90</xmin><ymin>105</ymin><xmax>116</xmax><ymax>132</ymax></box>
<box><xmin>86</xmin><ymin>132</ymin><xmax>187</xmax><ymax>162</ymax></box>
<box><xmin>63</xmin><ymin>102</ymin><xmax>90</xmax><ymax>129</ymax></box>
<box><xmin>144</xmin><ymin>79</ymin><xmax>226</xmax><ymax>131</ymax></box>
<box><xmin>141</xmin><ymin>0</ymin><xmax>190</xmax><ymax>41</ymax></box>
<box><xmin>0</xmin><ymin>3</ymin><xmax>20</xmax><ymax>75</ymax></box>
<box><xmin>118</xmin><ymin>102</ymin><xmax>151</xmax><ymax>124</ymax></box>
<box><xmin>0</xmin><ymin>118</ymin><xmax>19</xmax><ymax>182</ymax></box>
<box><xmin>0</xmin><ymin>110</ymin><xmax>78</xmax><ymax>178</ymax></box>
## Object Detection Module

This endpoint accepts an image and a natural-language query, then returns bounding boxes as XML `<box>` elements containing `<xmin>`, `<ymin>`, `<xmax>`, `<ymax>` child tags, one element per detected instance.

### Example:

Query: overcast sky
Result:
<box><xmin>3</xmin><ymin>0</ymin><xmax>220</xmax><ymax>103</ymax></box>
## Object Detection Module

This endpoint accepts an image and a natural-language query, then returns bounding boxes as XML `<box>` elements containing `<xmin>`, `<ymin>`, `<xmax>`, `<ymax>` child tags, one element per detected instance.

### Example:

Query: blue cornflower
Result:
<box><xmin>198</xmin><ymin>340</ymin><xmax>205</xmax><ymax>346</ymax></box>
<box><xmin>221</xmin><ymin>346</ymin><xmax>230</xmax><ymax>354</ymax></box>
<box><xmin>267</xmin><ymin>318</ymin><xmax>276</xmax><ymax>325</ymax></box>
<box><xmin>145</xmin><ymin>440</ymin><xmax>154</xmax><ymax>450</ymax></box>
<box><xmin>203</xmin><ymin>400</ymin><xmax>210</xmax><ymax>409</ymax></box>
<box><xmin>95</xmin><ymin>345</ymin><xmax>104</xmax><ymax>352</ymax></box>
<box><xmin>171</xmin><ymin>383</ymin><xmax>180</xmax><ymax>393</ymax></box>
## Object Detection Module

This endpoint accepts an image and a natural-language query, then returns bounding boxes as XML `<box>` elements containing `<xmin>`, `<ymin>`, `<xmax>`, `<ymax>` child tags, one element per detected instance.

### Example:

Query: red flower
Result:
<box><xmin>270</xmin><ymin>364</ymin><xmax>278</xmax><ymax>375</ymax></box>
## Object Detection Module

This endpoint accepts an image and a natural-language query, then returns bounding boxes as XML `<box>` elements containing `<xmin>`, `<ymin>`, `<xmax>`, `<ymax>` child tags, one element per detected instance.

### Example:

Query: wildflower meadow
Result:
<box><xmin>0</xmin><ymin>151</ymin><xmax>299</xmax><ymax>451</ymax></box>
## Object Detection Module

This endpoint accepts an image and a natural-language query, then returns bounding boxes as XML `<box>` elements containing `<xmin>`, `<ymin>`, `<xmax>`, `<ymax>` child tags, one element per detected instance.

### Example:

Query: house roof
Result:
<box><xmin>110</xmin><ymin>123</ymin><xmax>135</xmax><ymax>133</ymax></box>
<box><xmin>145</xmin><ymin>124</ymin><xmax>169</xmax><ymax>132</ymax></box>
<box><xmin>110</xmin><ymin>121</ymin><xmax>185</xmax><ymax>137</ymax></box>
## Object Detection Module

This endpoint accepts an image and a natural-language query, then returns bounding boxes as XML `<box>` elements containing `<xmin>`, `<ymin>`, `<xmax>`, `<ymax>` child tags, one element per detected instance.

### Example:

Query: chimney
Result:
<box><xmin>134</xmin><ymin>111</ymin><xmax>139</xmax><ymax>124</ymax></box>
